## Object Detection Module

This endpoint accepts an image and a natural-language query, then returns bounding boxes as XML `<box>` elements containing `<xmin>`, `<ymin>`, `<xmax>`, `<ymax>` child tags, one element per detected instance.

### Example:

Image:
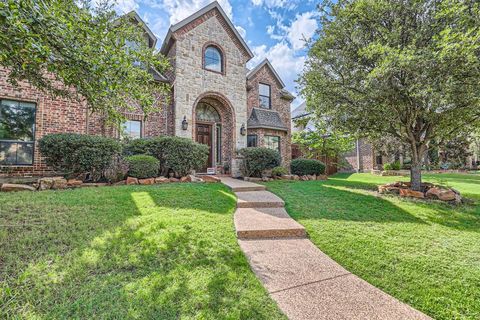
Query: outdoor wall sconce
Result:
<box><xmin>181</xmin><ymin>116</ymin><xmax>188</xmax><ymax>130</ymax></box>
<box><xmin>240</xmin><ymin>123</ymin><xmax>246</xmax><ymax>136</ymax></box>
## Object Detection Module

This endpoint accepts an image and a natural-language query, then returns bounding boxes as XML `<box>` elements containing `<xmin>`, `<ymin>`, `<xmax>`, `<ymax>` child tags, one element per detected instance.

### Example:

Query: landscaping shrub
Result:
<box><xmin>271</xmin><ymin>166</ymin><xmax>288</xmax><ymax>177</ymax></box>
<box><xmin>239</xmin><ymin>147</ymin><xmax>280</xmax><ymax>177</ymax></box>
<box><xmin>125</xmin><ymin>154</ymin><xmax>159</xmax><ymax>179</ymax></box>
<box><xmin>290</xmin><ymin>158</ymin><xmax>326</xmax><ymax>176</ymax></box>
<box><xmin>124</xmin><ymin>136</ymin><xmax>209</xmax><ymax>176</ymax></box>
<box><xmin>39</xmin><ymin>133</ymin><xmax>121</xmax><ymax>180</ymax></box>
<box><xmin>384</xmin><ymin>161</ymin><xmax>401</xmax><ymax>171</ymax></box>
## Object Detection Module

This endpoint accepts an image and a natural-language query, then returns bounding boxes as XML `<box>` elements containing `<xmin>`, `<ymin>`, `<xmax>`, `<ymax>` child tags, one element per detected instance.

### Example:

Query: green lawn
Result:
<box><xmin>0</xmin><ymin>183</ymin><xmax>285</xmax><ymax>319</ymax></box>
<box><xmin>264</xmin><ymin>172</ymin><xmax>480</xmax><ymax>320</ymax></box>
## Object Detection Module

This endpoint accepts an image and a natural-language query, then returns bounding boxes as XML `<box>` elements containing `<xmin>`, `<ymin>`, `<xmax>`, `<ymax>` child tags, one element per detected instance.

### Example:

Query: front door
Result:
<box><xmin>195</xmin><ymin>123</ymin><xmax>213</xmax><ymax>171</ymax></box>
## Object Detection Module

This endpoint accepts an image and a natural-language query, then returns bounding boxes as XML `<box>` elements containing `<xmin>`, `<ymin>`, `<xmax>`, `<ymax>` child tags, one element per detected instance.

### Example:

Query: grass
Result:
<box><xmin>0</xmin><ymin>183</ymin><xmax>286</xmax><ymax>319</ymax></box>
<box><xmin>264</xmin><ymin>172</ymin><xmax>480</xmax><ymax>320</ymax></box>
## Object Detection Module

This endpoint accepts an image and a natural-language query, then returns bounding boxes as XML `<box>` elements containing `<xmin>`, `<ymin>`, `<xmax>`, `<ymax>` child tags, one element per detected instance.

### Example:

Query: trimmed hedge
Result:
<box><xmin>239</xmin><ymin>147</ymin><xmax>280</xmax><ymax>177</ymax></box>
<box><xmin>124</xmin><ymin>136</ymin><xmax>209</xmax><ymax>176</ymax></box>
<box><xmin>125</xmin><ymin>154</ymin><xmax>159</xmax><ymax>179</ymax></box>
<box><xmin>39</xmin><ymin>133</ymin><xmax>121</xmax><ymax>180</ymax></box>
<box><xmin>383</xmin><ymin>161</ymin><xmax>401</xmax><ymax>170</ymax></box>
<box><xmin>271</xmin><ymin>166</ymin><xmax>288</xmax><ymax>177</ymax></box>
<box><xmin>290</xmin><ymin>158</ymin><xmax>326</xmax><ymax>176</ymax></box>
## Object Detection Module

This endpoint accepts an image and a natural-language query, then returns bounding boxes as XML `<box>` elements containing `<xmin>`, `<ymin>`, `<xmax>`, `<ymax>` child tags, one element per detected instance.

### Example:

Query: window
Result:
<box><xmin>0</xmin><ymin>99</ymin><xmax>36</xmax><ymax>165</ymax></box>
<box><xmin>204</xmin><ymin>46</ymin><xmax>223</xmax><ymax>73</ymax></box>
<box><xmin>196</xmin><ymin>102</ymin><xmax>221</xmax><ymax>122</ymax></box>
<box><xmin>247</xmin><ymin>135</ymin><xmax>257</xmax><ymax>147</ymax></box>
<box><xmin>122</xmin><ymin>120</ymin><xmax>142</xmax><ymax>139</ymax></box>
<box><xmin>264</xmin><ymin>135</ymin><xmax>280</xmax><ymax>153</ymax></box>
<box><xmin>259</xmin><ymin>83</ymin><xmax>271</xmax><ymax>108</ymax></box>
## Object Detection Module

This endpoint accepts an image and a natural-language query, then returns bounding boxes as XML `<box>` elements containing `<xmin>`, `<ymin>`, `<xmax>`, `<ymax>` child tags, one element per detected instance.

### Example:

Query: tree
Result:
<box><xmin>300</xmin><ymin>0</ymin><xmax>480</xmax><ymax>190</ymax></box>
<box><xmin>292</xmin><ymin>117</ymin><xmax>355</xmax><ymax>159</ymax></box>
<box><xmin>0</xmin><ymin>0</ymin><xmax>170</xmax><ymax>124</ymax></box>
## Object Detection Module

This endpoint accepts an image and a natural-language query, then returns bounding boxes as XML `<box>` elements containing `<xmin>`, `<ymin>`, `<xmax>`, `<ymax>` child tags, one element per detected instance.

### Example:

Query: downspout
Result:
<box><xmin>356</xmin><ymin>139</ymin><xmax>360</xmax><ymax>173</ymax></box>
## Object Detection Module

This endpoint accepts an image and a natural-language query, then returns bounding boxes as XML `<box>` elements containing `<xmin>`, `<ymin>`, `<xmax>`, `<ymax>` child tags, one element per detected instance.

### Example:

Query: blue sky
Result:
<box><xmin>114</xmin><ymin>0</ymin><xmax>319</xmax><ymax>107</ymax></box>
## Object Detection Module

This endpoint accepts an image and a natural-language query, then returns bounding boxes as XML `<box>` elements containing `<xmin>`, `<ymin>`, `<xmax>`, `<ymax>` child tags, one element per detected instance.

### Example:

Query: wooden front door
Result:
<box><xmin>195</xmin><ymin>123</ymin><xmax>213</xmax><ymax>171</ymax></box>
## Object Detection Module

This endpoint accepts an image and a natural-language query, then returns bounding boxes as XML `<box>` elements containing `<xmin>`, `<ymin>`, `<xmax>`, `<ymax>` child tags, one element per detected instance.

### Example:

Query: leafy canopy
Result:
<box><xmin>300</xmin><ymin>0</ymin><xmax>480</xmax><ymax>188</ymax></box>
<box><xmin>0</xmin><ymin>0</ymin><xmax>170</xmax><ymax>124</ymax></box>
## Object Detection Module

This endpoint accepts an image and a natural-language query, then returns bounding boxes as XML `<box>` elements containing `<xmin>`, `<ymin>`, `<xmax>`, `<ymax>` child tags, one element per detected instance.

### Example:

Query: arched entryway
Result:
<box><xmin>193</xmin><ymin>94</ymin><xmax>235</xmax><ymax>174</ymax></box>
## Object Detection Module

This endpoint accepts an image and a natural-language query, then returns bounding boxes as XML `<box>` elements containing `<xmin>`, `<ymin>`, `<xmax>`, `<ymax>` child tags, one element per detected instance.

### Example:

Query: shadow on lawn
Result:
<box><xmin>266</xmin><ymin>178</ymin><xmax>480</xmax><ymax>233</ymax></box>
<box><xmin>1</xmin><ymin>183</ymin><xmax>279</xmax><ymax>319</ymax></box>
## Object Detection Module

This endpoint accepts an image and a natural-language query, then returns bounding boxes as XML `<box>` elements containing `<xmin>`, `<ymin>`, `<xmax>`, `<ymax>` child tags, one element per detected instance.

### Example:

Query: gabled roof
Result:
<box><xmin>160</xmin><ymin>1</ymin><xmax>253</xmax><ymax>59</ymax></box>
<box><xmin>247</xmin><ymin>58</ymin><xmax>285</xmax><ymax>88</ymax></box>
<box><xmin>247</xmin><ymin>108</ymin><xmax>288</xmax><ymax>131</ymax></box>
<box><xmin>291</xmin><ymin>101</ymin><xmax>311</xmax><ymax>119</ymax></box>
<box><xmin>125</xmin><ymin>11</ymin><xmax>157</xmax><ymax>48</ymax></box>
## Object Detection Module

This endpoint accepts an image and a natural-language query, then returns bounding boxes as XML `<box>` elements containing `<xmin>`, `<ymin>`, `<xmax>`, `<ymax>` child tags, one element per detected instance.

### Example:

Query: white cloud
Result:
<box><xmin>114</xmin><ymin>0</ymin><xmax>139</xmax><ymax>13</ymax></box>
<box><xmin>287</xmin><ymin>11</ymin><xmax>317</xmax><ymax>51</ymax></box>
<box><xmin>248</xmin><ymin>41</ymin><xmax>305</xmax><ymax>94</ymax></box>
<box><xmin>160</xmin><ymin>0</ymin><xmax>233</xmax><ymax>25</ymax></box>
<box><xmin>250</xmin><ymin>0</ymin><xmax>297</xmax><ymax>10</ymax></box>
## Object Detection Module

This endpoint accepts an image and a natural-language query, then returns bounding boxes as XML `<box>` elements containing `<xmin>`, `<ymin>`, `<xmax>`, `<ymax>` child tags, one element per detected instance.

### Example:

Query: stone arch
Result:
<box><xmin>192</xmin><ymin>92</ymin><xmax>236</xmax><ymax>171</ymax></box>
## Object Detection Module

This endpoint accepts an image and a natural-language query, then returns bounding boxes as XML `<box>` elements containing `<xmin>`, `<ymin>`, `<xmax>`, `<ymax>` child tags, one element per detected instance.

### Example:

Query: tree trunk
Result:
<box><xmin>410</xmin><ymin>161</ymin><xmax>422</xmax><ymax>191</ymax></box>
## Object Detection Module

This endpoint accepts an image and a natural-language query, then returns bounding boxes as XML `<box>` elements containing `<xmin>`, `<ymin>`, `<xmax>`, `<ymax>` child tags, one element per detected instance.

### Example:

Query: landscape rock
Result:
<box><xmin>202</xmin><ymin>175</ymin><xmax>221</xmax><ymax>183</ymax></box>
<box><xmin>293</xmin><ymin>175</ymin><xmax>300</xmax><ymax>181</ymax></box>
<box><xmin>180</xmin><ymin>176</ymin><xmax>189</xmax><ymax>182</ymax></box>
<box><xmin>51</xmin><ymin>177</ymin><xmax>68</xmax><ymax>190</ymax></box>
<box><xmin>301</xmin><ymin>175</ymin><xmax>309</xmax><ymax>181</ymax></box>
<box><xmin>425</xmin><ymin>187</ymin><xmax>456</xmax><ymax>201</ymax></box>
<box><xmin>126</xmin><ymin>177</ymin><xmax>139</xmax><ymax>185</ymax></box>
<box><xmin>1</xmin><ymin>183</ymin><xmax>36</xmax><ymax>192</ymax></box>
<box><xmin>155</xmin><ymin>177</ymin><xmax>170</xmax><ymax>183</ymax></box>
<box><xmin>67</xmin><ymin>179</ymin><xmax>83</xmax><ymax>187</ymax></box>
<box><xmin>169</xmin><ymin>177</ymin><xmax>180</xmax><ymax>182</ymax></box>
<box><xmin>281</xmin><ymin>175</ymin><xmax>293</xmax><ymax>180</ymax></box>
<box><xmin>189</xmin><ymin>175</ymin><xmax>204</xmax><ymax>183</ymax></box>
<box><xmin>316</xmin><ymin>175</ymin><xmax>328</xmax><ymax>180</ymax></box>
<box><xmin>399</xmin><ymin>188</ymin><xmax>425</xmax><ymax>199</ymax></box>
<box><xmin>113</xmin><ymin>180</ymin><xmax>126</xmax><ymax>185</ymax></box>
<box><xmin>81</xmin><ymin>183</ymin><xmax>108</xmax><ymax>187</ymax></box>
<box><xmin>37</xmin><ymin>177</ymin><xmax>55</xmax><ymax>190</ymax></box>
<box><xmin>139</xmin><ymin>178</ymin><xmax>155</xmax><ymax>185</ymax></box>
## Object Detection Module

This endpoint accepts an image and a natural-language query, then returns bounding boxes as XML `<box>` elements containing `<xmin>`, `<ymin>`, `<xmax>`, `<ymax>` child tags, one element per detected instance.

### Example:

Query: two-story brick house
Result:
<box><xmin>0</xmin><ymin>2</ymin><xmax>294</xmax><ymax>177</ymax></box>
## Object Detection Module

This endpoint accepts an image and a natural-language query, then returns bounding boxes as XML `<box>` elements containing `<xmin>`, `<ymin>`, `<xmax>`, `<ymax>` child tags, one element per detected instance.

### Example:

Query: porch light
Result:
<box><xmin>181</xmin><ymin>116</ymin><xmax>188</xmax><ymax>130</ymax></box>
<box><xmin>240</xmin><ymin>123</ymin><xmax>246</xmax><ymax>136</ymax></box>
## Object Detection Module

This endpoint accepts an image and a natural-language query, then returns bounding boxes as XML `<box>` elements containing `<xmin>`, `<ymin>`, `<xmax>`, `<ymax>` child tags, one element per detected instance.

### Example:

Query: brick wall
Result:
<box><xmin>246</xmin><ymin>64</ymin><xmax>292</xmax><ymax>167</ymax></box>
<box><xmin>341</xmin><ymin>138</ymin><xmax>374</xmax><ymax>172</ymax></box>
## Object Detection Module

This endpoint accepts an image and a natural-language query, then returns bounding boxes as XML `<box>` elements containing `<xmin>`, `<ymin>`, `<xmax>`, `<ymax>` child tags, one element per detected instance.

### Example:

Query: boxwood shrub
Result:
<box><xmin>125</xmin><ymin>154</ymin><xmax>159</xmax><ymax>179</ymax></box>
<box><xmin>239</xmin><ymin>147</ymin><xmax>280</xmax><ymax>177</ymax></box>
<box><xmin>290</xmin><ymin>158</ymin><xmax>326</xmax><ymax>176</ymax></box>
<box><xmin>271</xmin><ymin>166</ymin><xmax>288</xmax><ymax>177</ymax></box>
<box><xmin>39</xmin><ymin>133</ymin><xmax>121</xmax><ymax>180</ymax></box>
<box><xmin>124</xmin><ymin>136</ymin><xmax>209</xmax><ymax>177</ymax></box>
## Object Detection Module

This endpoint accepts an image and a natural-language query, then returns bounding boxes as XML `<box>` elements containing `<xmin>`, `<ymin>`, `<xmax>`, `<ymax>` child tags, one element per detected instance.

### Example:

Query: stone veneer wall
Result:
<box><xmin>167</xmin><ymin>8</ymin><xmax>250</xmax><ymax>176</ymax></box>
<box><xmin>246</xmin><ymin>64</ymin><xmax>292</xmax><ymax>168</ymax></box>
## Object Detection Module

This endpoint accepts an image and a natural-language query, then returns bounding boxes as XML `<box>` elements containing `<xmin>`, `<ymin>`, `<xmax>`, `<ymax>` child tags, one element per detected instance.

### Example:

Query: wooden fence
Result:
<box><xmin>291</xmin><ymin>144</ymin><xmax>338</xmax><ymax>175</ymax></box>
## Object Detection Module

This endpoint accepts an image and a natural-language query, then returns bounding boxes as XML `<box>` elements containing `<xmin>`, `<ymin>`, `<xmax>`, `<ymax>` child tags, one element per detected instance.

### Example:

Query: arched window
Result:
<box><xmin>196</xmin><ymin>102</ymin><xmax>221</xmax><ymax>122</ymax></box>
<box><xmin>204</xmin><ymin>46</ymin><xmax>223</xmax><ymax>73</ymax></box>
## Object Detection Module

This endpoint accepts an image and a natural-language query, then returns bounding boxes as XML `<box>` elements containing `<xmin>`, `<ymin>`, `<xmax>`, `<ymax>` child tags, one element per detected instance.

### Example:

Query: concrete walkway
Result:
<box><xmin>221</xmin><ymin>177</ymin><xmax>430</xmax><ymax>320</ymax></box>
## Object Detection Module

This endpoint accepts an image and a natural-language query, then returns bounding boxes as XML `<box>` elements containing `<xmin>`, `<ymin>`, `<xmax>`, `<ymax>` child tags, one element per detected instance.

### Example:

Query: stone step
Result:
<box><xmin>235</xmin><ymin>207</ymin><xmax>307</xmax><ymax>239</ymax></box>
<box><xmin>236</xmin><ymin>191</ymin><xmax>285</xmax><ymax>208</ymax></box>
<box><xmin>219</xmin><ymin>177</ymin><xmax>266</xmax><ymax>192</ymax></box>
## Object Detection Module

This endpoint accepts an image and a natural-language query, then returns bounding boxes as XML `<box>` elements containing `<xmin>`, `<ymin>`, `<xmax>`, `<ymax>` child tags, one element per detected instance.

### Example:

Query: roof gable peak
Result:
<box><xmin>247</xmin><ymin>59</ymin><xmax>285</xmax><ymax>88</ymax></box>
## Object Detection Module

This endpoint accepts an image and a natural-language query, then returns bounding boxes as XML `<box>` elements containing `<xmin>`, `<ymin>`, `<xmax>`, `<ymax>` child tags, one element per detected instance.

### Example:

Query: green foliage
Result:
<box><xmin>271</xmin><ymin>166</ymin><xmax>288</xmax><ymax>177</ymax></box>
<box><xmin>292</xmin><ymin>117</ymin><xmax>355</xmax><ymax>158</ymax></box>
<box><xmin>300</xmin><ymin>0</ymin><xmax>480</xmax><ymax>189</ymax></box>
<box><xmin>239</xmin><ymin>147</ymin><xmax>281</xmax><ymax>177</ymax></box>
<box><xmin>39</xmin><ymin>133</ymin><xmax>121</xmax><ymax>180</ymax></box>
<box><xmin>0</xmin><ymin>0</ymin><xmax>170</xmax><ymax>124</ymax></box>
<box><xmin>124</xmin><ymin>136</ymin><xmax>209</xmax><ymax>177</ymax></box>
<box><xmin>383</xmin><ymin>161</ymin><xmax>401</xmax><ymax>171</ymax></box>
<box><xmin>125</xmin><ymin>154</ymin><xmax>159</xmax><ymax>179</ymax></box>
<box><xmin>290</xmin><ymin>158</ymin><xmax>326</xmax><ymax>176</ymax></box>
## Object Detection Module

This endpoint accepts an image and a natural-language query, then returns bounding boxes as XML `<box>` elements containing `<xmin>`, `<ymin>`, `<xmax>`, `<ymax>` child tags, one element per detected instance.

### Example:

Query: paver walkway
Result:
<box><xmin>220</xmin><ymin>177</ymin><xmax>430</xmax><ymax>320</ymax></box>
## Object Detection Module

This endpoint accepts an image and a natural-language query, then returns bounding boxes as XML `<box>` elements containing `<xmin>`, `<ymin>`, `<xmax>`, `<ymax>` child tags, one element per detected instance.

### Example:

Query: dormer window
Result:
<box><xmin>259</xmin><ymin>83</ymin><xmax>271</xmax><ymax>109</ymax></box>
<box><xmin>204</xmin><ymin>46</ymin><xmax>223</xmax><ymax>73</ymax></box>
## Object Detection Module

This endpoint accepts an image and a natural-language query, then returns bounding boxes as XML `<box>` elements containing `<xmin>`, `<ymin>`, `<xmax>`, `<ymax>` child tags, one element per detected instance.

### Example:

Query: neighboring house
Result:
<box><xmin>291</xmin><ymin>102</ymin><xmax>381</xmax><ymax>172</ymax></box>
<box><xmin>0</xmin><ymin>2</ymin><xmax>294</xmax><ymax>177</ymax></box>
